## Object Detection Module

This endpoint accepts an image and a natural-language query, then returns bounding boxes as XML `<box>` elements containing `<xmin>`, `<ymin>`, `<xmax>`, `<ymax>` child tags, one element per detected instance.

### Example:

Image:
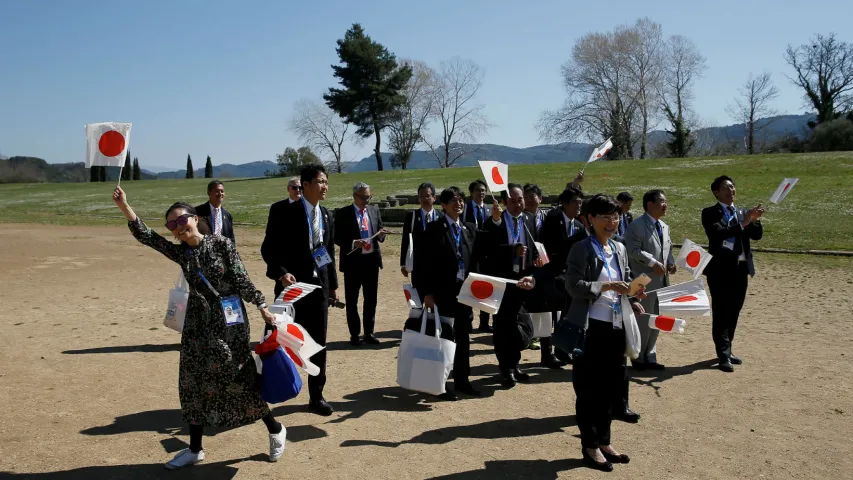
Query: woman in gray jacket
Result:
<box><xmin>565</xmin><ymin>194</ymin><xmax>646</xmax><ymax>472</ymax></box>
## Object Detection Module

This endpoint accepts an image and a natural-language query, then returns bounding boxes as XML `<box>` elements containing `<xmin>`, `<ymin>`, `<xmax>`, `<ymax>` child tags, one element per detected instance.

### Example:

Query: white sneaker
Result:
<box><xmin>164</xmin><ymin>448</ymin><xmax>205</xmax><ymax>470</ymax></box>
<box><xmin>269</xmin><ymin>426</ymin><xmax>286</xmax><ymax>462</ymax></box>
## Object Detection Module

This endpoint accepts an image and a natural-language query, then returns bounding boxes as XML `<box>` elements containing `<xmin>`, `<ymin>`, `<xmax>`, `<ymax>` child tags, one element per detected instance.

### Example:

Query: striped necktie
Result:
<box><xmin>311</xmin><ymin>208</ymin><xmax>321</xmax><ymax>248</ymax></box>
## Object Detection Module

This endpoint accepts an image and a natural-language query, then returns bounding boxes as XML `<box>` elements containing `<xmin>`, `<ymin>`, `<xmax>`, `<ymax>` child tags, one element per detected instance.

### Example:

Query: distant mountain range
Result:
<box><xmin>0</xmin><ymin>114</ymin><xmax>817</xmax><ymax>183</ymax></box>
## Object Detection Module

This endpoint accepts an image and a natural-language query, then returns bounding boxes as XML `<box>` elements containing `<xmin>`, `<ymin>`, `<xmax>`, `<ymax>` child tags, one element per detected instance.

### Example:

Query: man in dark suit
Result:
<box><xmin>480</xmin><ymin>183</ymin><xmax>541</xmax><ymax>387</ymax></box>
<box><xmin>616</xmin><ymin>192</ymin><xmax>634</xmax><ymax>238</ymax></box>
<box><xmin>196</xmin><ymin>180</ymin><xmax>235</xmax><ymax>242</ymax></box>
<box><xmin>463</xmin><ymin>180</ymin><xmax>493</xmax><ymax>333</ymax></box>
<box><xmin>261</xmin><ymin>164</ymin><xmax>338</xmax><ymax>416</ymax></box>
<box><xmin>702</xmin><ymin>175</ymin><xmax>764</xmax><ymax>373</ymax></box>
<box><xmin>334</xmin><ymin>182</ymin><xmax>387</xmax><ymax>346</ymax></box>
<box><xmin>400</xmin><ymin>182</ymin><xmax>438</xmax><ymax>280</ymax></box>
<box><xmin>415</xmin><ymin>186</ymin><xmax>482</xmax><ymax>400</ymax></box>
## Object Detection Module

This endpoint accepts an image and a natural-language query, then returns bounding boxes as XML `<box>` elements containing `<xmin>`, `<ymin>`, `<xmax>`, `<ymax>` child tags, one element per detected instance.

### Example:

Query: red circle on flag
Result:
<box><xmin>282</xmin><ymin>287</ymin><xmax>303</xmax><ymax>302</ymax></box>
<box><xmin>404</xmin><ymin>290</ymin><xmax>412</xmax><ymax>301</ymax></box>
<box><xmin>491</xmin><ymin>167</ymin><xmax>505</xmax><ymax>185</ymax></box>
<box><xmin>470</xmin><ymin>280</ymin><xmax>494</xmax><ymax>299</ymax></box>
<box><xmin>284</xmin><ymin>347</ymin><xmax>304</xmax><ymax>367</ymax></box>
<box><xmin>686</xmin><ymin>251</ymin><xmax>701</xmax><ymax>268</ymax></box>
<box><xmin>672</xmin><ymin>295</ymin><xmax>697</xmax><ymax>303</ymax></box>
<box><xmin>98</xmin><ymin>130</ymin><xmax>125</xmax><ymax>157</ymax></box>
<box><xmin>285</xmin><ymin>323</ymin><xmax>305</xmax><ymax>342</ymax></box>
<box><xmin>655</xmin><ymin>316</ymin><xmax>676</xmax><ymax>331</ymax></box>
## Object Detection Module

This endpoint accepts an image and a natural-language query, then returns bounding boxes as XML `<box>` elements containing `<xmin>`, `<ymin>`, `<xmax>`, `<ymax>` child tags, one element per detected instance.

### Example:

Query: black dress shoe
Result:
<box><xmin>647</xmin><ymin>362</ymin><xmax>666</xmax><ymax>370</ymax></box>
<box><xmin>477</xmin><ymin>325</ymin><xmax>494</xmax><ymax>333</ymax></box>
<box><xmin>513</xmin><ymin>368</ymin><xmax>531</xmax><ymax>382</ymax></box>
<box><xmin>730</xmin><ymin>355</ymin><xmax>743</xmax><ymax>365</ymax></box>
<box><xmin>631</xmin><ymin>361</ymin><xmax>647</xmax><ymax>371</ymax></box>
<box><xmin>308</xmin><ymin>399</ymin><xmax>334</xmax><ymax>416</ymax></box>
<box><xmin>554</xmin><ymin>349</ymin><xmax>573</xmax><ymax>364</ymax></box>
<box><xmin>363</xmin><ymin>334</ymin><xmax>380</xmax><ymax>345</ymax></box>
<box><xmin>350</xmin><ymin>336</ymin><xmax>364</xmax><ymax>346</ymax></box>
<box><xmin>613</xmin><ymin>409</ymin><xmax>640</xmax><ymax>424</ymax></box>
<box><xmin>581</xmin><ymin>449</ymin><xmax>614</xmax><ymax>472</ymax></box>
<box><xmin>540</xmin><ymin>355</ymin><xmax>565</xmax><ymax>369</ymax></box>
<box><xmin>501</xmin><ymin>371</ymin><xmax>517</xmax><ymax>388</ymax></box>
<box><xmin>438</xmin><ymin>390</ymin><xmax>458</xmax><ymax>401</ymax></box>
<box><xmin>455</xmin><ymin>382</ymin><xmax>481</xmax><ymax>397</ymax></box>
<box><xmin>601</xmin><ymin>450</ymin><xmax>630</xmax><ymax>464</ymax></box>
<box><xmin>719</xmin><ymin>360</ymin><xmax>734</xmax><ymax>372</ymax></box>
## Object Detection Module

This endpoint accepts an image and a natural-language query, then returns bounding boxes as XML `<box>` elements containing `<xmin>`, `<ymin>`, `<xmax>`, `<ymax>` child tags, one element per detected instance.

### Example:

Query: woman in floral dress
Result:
<box><xmin>112</xmin><ymin>186</ymin><xmax>286</xmax><ymax>469</ymax></box>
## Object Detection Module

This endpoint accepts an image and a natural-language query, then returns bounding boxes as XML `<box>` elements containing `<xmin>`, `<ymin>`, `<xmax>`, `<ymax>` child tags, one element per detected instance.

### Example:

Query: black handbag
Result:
<box><xmin>553</xmin><ymin>316</ymin><xmax>586</xmax><ymax>358</ymax></box>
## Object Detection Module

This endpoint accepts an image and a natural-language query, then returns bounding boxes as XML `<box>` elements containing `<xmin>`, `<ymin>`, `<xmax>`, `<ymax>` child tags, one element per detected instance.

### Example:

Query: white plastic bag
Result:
<box><xmin>622</xmin><ymin>296</ymin><xmax>641</xmax><ymax>360</ymax></box>
<box><xmin>397</xmin><ymin>305</ymin><xmax>456</xmax><ymax>396</ymax></box>
<box><xmin>531</xmin><ymin>312</ymin><xmax>554</xmax><ymax>338</ymax></box>
<box><xmin>163</xmin><ymin>272</ymin><xmax>189</xmax><ymax>333</ymax></box>
<box><xmin>404</xmin><ymin>213</ymin><xmax>416</xmax><ymax>273</ymax></box>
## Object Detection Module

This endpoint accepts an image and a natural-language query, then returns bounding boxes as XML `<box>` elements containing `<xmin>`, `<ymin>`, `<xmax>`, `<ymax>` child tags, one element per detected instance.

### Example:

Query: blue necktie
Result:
<box><xmin>655</xmin><ymin>220</ymin><xmax>663</xmax><ymax>245</ymax></box>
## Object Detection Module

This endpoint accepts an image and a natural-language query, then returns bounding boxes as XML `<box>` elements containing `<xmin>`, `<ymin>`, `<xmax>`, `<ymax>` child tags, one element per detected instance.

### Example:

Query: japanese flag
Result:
<box><xmin>769</xmin><ymin>178</ymin><xmax>798</xmax><ymax>204</ymax></box>
<box><xmin>478</xmin><ymin>160</ymin><xmax>509</xmax><ymax>192</ymax></box>
<box><xmin>648</xmin><ymin>314</ymin><xmax>688</xmax><ymax>334</ymax></box>
<box><xmin>586</xmin><ymin>137</ymin><xmax>613</xmax><ymax>164</ymax></box>
<box><xmin>655</xmin><ymin>278</ymin><xmax>711</xmax><ymax>317</ymax></box>
<box><xmin>85</xmin><ymin>122</ymin><xmax>131</xmax><ymax>167</ymax></box>
<box><xmin>273</xmin><ymin>314</ymin><xmax>324</xmax><ymax>376</ymax></box>
<box><xmin>457</xmin><ymin>273</ymin><xmax>512</xmax><ymax>315</ymax></box>
<box><xmin>403</xmin><ymin>283</ymin><xmax>422</xmax><ymax>309</ymax></box>
<box><xmin>675</xmin><ymin>238</ymin><xmax>713</xmax><ymax>279</ymax></box>
<box><xmin>275</xmin><ymin>283</ymin><xmax>318</xmax><ymax>304</ymax></box>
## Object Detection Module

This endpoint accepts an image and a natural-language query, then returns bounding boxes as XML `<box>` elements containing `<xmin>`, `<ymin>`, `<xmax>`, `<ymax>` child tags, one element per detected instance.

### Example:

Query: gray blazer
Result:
<box><xmin>565</xmin><ymin>236</ymin><xmax>638</xmax><ymax>328</ymax></box>
<box><xmin>625</xmin><ymin>213</ymin><xmax>675</xmax><ymax>292</ymax></box>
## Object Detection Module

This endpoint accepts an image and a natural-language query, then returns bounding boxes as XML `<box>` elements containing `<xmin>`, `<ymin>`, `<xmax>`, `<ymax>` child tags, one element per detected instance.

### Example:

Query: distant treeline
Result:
<box><xmin>0</xmin><ymin>157</ymin><xmax>156</xmax><ymax>184</ymax></box>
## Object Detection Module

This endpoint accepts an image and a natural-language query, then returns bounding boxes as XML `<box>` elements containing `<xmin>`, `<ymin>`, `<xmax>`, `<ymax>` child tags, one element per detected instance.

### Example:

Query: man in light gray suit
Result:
<box><xmin>625</xmin><ymin>189</ymin><xmax>676</xmax><ymax>370</ymax></box>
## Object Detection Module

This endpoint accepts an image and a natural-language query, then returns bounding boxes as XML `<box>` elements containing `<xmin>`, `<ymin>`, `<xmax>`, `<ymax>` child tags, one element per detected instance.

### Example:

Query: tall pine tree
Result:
<box><xmin>121</xmin><ymin>151</ymin><xmax>132</xmax><ymax>181</ymax></box>
<box><xmin>186</xmin><ymin>154</ymin><xmax>194</xmax><ymax>179</ymax></box>
<box><xmin>132</xmin><ymin>157</ymin><xmax>141</xmax><ymax>180</ymax></box>
<box><xmin>324</xmin><ymin>23</ymin><xmax>412</xmax><ymax>171</ymax></box>
<box><xmin>204</xmin><ymin>155</ymin><xmax>213</xmax><ymax>178</ymax></box>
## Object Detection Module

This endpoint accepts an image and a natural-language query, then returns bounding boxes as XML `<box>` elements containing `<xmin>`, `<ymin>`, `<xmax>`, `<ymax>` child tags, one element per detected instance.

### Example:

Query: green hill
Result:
<box><xmin>1</xmin><ymin>152</ymin><xmax>851</xmax><ymax>251</ymax></box>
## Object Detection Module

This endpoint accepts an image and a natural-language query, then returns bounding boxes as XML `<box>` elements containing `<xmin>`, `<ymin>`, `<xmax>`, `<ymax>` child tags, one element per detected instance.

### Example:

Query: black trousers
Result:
<box><xmin>478</xmin><ymin>310</ymin><xmax>490</xmax><ymax>328</ymax></box>
<box><xmin>343</xmin><ymin>256</ymin><xmax>380</xmax><ymax>338</ymax></box>
<box><xmin>493</xmin><ymin>285</ymin><xmax>524</xmax><ymax>372</ymax></box>
<box><xmin>707</xmin><ymin>264</ymin><xmax>749</xmax><ymax>361</ymax></box>
<box><xmin>452</xmin><ymin>304</ymin><xmax>474</xmax><ymax>384</ymax></box>
<box><xmin>292</xmin><ymin>289</ymin><xmax>329</xmax><ymax>401</ymax></box>
<box><xmin>573</xmin><ymin>319</ymin><xmax>626</xmax><ymax>449</ymax></box>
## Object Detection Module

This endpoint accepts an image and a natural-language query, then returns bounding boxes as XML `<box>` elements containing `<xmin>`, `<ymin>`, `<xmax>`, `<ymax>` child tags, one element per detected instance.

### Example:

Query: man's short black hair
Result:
<box><xmin>207</xmin><ymin>180</ymin><xmax>224</xmax><ymax>194</ymax></box>
<box><xmin>440</xmin><ymin>186</ymin><xmax>464</xmax><ymax>205</ymax></box>
<box><xmin>500</xmin><ymin>183</ymin><xmax>523</xmax><ymax>202</ymax></box>
<box><xmin>300</xmin><ymin>164</ymin><xmax>327</xmax><ymax>186</ymax></box>
<box><xmin>642</xmin><ymin>189</ymin><xmax>666</xmax><ymax>211</ymax></box>
<box><xmin>468</xmin><ymin>180</ymin><xmax>487</xmax><ymax>193</ymax></box>
<box><xmin>523</xmin><ymin>183</ymin><xmax>542</xmax><ymax>198</ymax></box>
<box><xmin>616</xmin><ymin>191</ymin><xmax>633</xmax><ymax>203</ymax></box>
<box><xmin>418</xmin><ymin>182</ymin><xmax>436</xmax><ymax>196</ymax></box>
<box><xmin>711</xmin><ymin>175</ymin><xmax>734</xmax><ymax>192</ymax></box>
<box><xmin>558</xmin><ymin>185</ymin><xmax>583</xmax><ymax>204</ymax></box>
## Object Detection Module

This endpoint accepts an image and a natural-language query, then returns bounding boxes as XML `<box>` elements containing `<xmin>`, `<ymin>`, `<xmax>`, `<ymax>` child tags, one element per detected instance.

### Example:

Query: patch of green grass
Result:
<box><xmin>2</xmin><ymin>152</ymin><xmax>852</xmax><ymax>251</ymax></box>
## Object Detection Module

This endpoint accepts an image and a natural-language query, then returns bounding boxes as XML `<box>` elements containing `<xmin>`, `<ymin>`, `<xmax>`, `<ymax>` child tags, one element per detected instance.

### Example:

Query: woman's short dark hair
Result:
<box><xmin>585</xmin><ymin>194</ymin><xmax>621</xmax><ymax>217</ymax></box>
<box><xmin>165</xmin><ymin>202</ymin><xmax>196</xmax><ymax>219</ymax></box>
<box><xmin>440</xmin><ymin>186</ymin><xmax>464</xmax><ymax>205</ymax></box>
<box><xmin>711</xmin><ymin>175</ymin><xmax>734</xmax><ymax>192</ymax></box>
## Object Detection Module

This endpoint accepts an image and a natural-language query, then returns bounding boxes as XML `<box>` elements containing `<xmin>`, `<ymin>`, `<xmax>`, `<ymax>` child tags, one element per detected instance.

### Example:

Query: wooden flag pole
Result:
<box><xmin>117</xmin><ymin>166</ymin><xmax>123</xmax><ymax>187</ymax></box>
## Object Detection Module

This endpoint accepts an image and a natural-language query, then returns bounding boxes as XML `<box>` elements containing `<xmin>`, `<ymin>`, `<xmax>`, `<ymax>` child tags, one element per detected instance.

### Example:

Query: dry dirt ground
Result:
<box><xmin>1</xmin><ymin>224</ymin><xmax>851</xmax><ymax>480</ymax></box>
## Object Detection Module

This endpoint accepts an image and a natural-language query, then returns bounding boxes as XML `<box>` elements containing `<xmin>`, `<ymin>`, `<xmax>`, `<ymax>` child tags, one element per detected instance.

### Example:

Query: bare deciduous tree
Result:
<box><xmin>622</xmin><ymin>18</ymin><xmax>665</xmax><ymax>158</ymax></box>
<box><xmin>659</xmin><ymin>35</ymin><xmax>706</xmax><ymax>157</ymax></box>
<box><xmin>785</xmin><ymin>33</ymin><xmax>853</xmax><ymax>127</ymax></box>
<box><xmin>388</xmin><ymin>60</ymin><xmax>436</xmax><ymax>170</ymax></box>
<box><xmin>726</xmin><ymin>73</ymin><xmax>779</xmax><ymax>154</ymax></box>
<box><xmin>425</xmin><ymin>58</ymin><xmax>491</xmax><ymax>168</ymax></box>
<box><xmin>288</xmin><ymin>99</ymin><xmax>356</xmax><ymax>174</ymax></box>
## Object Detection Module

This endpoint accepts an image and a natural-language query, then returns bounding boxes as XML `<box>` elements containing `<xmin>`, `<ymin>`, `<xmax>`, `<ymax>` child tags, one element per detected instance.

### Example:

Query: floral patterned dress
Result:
<box><xmin>130</xmin><ymin>218</ymin><xmax>269</xmax><ymax>427</ymax></box>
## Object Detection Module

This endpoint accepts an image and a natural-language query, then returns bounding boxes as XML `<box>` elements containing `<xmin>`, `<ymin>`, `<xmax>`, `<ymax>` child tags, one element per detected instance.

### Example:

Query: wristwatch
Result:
<box><xmin>257</xmin><ymin>302</ymin><xmax>267</xmax><ymax>310</ymax></box>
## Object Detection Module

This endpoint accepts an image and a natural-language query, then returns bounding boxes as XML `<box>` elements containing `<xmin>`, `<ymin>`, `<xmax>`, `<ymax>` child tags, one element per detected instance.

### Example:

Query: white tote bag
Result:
<box><xmin>622</xmin><ymin>295</ymin><xmax>641</xmax><ymax>360</ymax></box>
<box><xmin>397</xmin><ymin>305</ymin><xmax>456</xmax><ymax>396</ymax></box>
<box><xmin>164</xmin><ymin>272</ymin><xmax>189</xmax><ymax>333</ymax></box>
<box><xmin>404</xmin><ymin>212</ymin><xmax>416</xmax><ymax>273</ymax></box>
<box><xmin>531</xmin><ymin>312</ymin><xmax>554</xmax><ymax>338</ymax></box>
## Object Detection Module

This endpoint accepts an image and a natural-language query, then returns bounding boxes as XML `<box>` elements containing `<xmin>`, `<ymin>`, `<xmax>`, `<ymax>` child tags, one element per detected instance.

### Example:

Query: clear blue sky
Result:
<box><xmin>1</xmin><ymin>0</ymin><xmax>851</xmax><ymax>170</ymax></box>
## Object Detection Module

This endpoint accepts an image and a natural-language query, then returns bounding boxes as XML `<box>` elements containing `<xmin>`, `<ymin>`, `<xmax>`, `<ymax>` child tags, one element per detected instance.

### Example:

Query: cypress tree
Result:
<box><xmin>204</xmin><ymin>155</ymin><xmax>213</xmax><ymax>178</ymax></box>
<box><xmin>121</xmin><ymin>151</ymin><xmax>132</xmax><ymax>181</ymax></box>
<box><xmin>186</xmin><ymin>154</ymin><xmax>194</xmax><ymax>179</ymax></box>
<box><xmin>132</xmin><ymin>157</ymin><xmax>141</xmax><ymax>180</ymax></box>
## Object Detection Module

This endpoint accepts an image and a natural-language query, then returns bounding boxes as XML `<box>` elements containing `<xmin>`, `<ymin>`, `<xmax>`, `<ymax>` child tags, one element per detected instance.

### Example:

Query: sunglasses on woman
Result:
<box><xmin>165</xmin><ymin>214</ymin><xmax>194</xmax><ymax>231</ymax></box>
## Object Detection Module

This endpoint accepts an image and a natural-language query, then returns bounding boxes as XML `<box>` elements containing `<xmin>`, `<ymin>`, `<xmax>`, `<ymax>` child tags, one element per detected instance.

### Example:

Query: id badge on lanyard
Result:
<box><xmin>221</xmin><ymin>295</ymin><xmax>245</xmax><ymax>326</ymax></box>
<box><xmin>612</xmin><ymin>301</ymin><xmax>623</xmax><ymax>330</ymax></box>
<box><xmin>312</xmin><ymin>245</ymin><xmax>332</xmax><ymax>269</ymax></box>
